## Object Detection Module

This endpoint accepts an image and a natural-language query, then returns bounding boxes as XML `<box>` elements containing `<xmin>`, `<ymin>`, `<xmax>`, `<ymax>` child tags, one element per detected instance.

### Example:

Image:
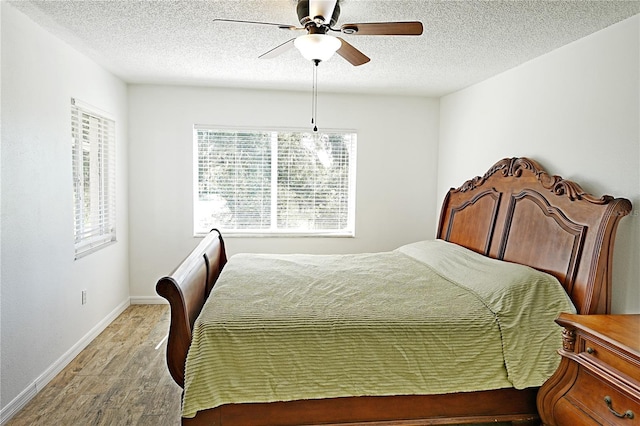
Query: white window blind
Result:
<box><xmin>194</xmin><ymin>127</ymin><xmax>357</xmax><ymax>236</ymax></box>
<box><xmin>71</xmin><ymin>98</ymin><xmax>116</xmax><ymax>258</ymax></box>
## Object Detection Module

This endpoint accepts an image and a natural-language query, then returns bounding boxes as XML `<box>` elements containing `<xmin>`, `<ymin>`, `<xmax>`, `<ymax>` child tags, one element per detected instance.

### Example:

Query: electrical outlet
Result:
<box><xmin>82</xmin><ymin>289</ymin><xmax>87</xmax><ymax>305</ymax></box>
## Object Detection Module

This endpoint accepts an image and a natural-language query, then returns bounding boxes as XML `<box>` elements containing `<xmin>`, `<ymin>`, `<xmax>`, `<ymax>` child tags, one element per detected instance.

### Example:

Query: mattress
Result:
<box><xmin>182</xmin><ymin>239</ymin><xmax>576</xmax><ymax>418</ymax></box>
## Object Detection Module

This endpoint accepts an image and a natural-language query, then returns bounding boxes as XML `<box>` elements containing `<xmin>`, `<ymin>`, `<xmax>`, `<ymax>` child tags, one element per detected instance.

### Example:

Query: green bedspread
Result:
<box><xmin>182</xmin><ymin>239</ymin><xmax>575</xmax><ymax>418</ymax></box>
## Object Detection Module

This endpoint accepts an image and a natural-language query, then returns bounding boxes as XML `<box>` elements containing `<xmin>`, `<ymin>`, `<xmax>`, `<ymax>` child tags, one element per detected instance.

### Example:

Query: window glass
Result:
<box><xmin>71</xmin><ymin>98</ymin><xmax>116</xmax><ymax>258</ymax></box>
<box><xmin>194</xmin><ymin>127</ymin><xmax>357</xmax><ymax>236</ymax></box>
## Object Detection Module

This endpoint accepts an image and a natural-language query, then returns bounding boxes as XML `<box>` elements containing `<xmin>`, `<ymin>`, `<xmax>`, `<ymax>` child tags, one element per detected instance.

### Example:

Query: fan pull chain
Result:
<box><xmin>312</xmin><ymin>60</ymin><xmax>319</xmax><ymax>132</ymax></box>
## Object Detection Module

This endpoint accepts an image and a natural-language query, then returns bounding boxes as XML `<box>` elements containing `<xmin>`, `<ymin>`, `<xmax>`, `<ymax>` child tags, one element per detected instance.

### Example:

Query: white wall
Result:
<box><xmin>438</xmin><ymin>16</ymin><xmax>640</xmax><ymax>313</ymax></box>
<box><xmin>1</xmin><ymin>3</ymin><xmax>129</xmax><ymax>416</ymax></box>
<box><xmin>128</xmin><ymin>85</ymin><xmax>439</xmax><ymax>299</ymax></box>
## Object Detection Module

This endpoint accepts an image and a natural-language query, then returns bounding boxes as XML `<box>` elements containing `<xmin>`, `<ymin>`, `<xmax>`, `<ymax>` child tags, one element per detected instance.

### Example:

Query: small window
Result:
<box><xmin>71</xmin><ymin>98</ymin><xmax>116</xmax><ymax>258</ymax></box>
<box><xmin>194</xmin><ymin>127</ymin><xmax>357</xmax><ymax>237</ymax></box>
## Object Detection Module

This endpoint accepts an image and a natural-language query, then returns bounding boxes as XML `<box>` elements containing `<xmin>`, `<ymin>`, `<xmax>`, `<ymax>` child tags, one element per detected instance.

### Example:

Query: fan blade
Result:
<box><xmin>259</xmin><ymin>38</ymin><xmax>296</xmax><ymax>59</ymax></box>
<box><xmin>336</xmin><ymin>37</ymin><xmax>370</xmax><ymax>66</ymax></box>
<box><xmin>340</xmin><ymin>21</ymin><xmax>423</xmax><ymax>36</ymax></box>
<box><xmin>213</xmin><ymin>18</ymin><xmax>303</xmax><ymax>31</ymax></box>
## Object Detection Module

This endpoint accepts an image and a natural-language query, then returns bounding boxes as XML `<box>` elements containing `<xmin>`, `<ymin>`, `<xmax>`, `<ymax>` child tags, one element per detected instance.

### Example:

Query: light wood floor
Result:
<box><xmin>6</xmin><ymin>304</ymin><xmax>182</xmax><ymax>426</ymax></box>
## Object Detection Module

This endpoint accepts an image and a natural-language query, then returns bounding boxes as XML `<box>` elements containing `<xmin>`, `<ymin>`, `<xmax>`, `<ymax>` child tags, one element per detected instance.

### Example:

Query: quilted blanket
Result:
<box><xmin>182</xmin><ymin>239</ymin><xmax>575</xmax><ymax>418</ymax></box>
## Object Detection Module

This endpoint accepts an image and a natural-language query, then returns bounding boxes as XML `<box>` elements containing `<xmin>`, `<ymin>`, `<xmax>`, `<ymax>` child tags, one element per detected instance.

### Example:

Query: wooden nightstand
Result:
<box><xmin>537</xmin><ymin>314</ymin><xmax>640</xmax><ymax>425</ymax></box>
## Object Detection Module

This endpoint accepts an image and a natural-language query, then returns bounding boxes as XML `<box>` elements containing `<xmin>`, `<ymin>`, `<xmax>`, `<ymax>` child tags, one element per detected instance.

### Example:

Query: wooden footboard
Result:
<box><xmin>156</xmin><ymin>229</ymin><xmax>227</xmax><ymax>387</ymax></box>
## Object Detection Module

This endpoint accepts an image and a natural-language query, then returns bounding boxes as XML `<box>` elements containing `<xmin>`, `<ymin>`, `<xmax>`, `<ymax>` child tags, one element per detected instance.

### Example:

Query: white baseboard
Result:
<box><xmin>130</xmin><ymin>295</ymin><xmax>167</xmax><ymax>304</ymax></box>
<box><xmin>0</xmin><ymin>298</ymin><xmax>131</xmax><ymax>425</ymax></box>
<box><xmin>0</xmin><ymin>385</ymin><xmax>38</xmax><ymax>426</ymax></box>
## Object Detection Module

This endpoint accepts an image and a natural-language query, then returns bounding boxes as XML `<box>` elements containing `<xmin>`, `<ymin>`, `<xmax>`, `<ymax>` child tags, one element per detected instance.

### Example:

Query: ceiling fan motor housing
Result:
<box><xmin>297</xmin><ymin>0</ymin><xmax>341</xmax><ymax>30</ymax></box>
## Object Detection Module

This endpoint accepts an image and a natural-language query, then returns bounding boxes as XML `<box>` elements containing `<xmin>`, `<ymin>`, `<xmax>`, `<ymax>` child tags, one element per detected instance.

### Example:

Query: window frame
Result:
<box><xmin>193</xmin><ymin>125</ymin><xmax>357</xmax><ymax>238</ymax></box>
<box><xmin>71</xmin><ymin>98</ymin><xmax>117</xmax><ymax>259</ymax></box>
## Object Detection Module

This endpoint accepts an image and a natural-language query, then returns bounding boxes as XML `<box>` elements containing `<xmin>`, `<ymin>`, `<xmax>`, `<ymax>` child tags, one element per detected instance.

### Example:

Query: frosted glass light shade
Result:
<box><xmin>294</xmin><ymin>34</ymin><xmax>341</xmax><ymax>62</ymax></box>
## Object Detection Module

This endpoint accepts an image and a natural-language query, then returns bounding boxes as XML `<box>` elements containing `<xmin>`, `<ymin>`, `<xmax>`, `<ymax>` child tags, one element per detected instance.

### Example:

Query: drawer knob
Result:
<box><xmin>604</xmin><ymin>396</ymin><xmax>635</xmax><ymax>419</ymax></box>
<box><xmin>586</xmin><ymin>347</ymin><xmax>595</xmax><ymax>354</ymax></box>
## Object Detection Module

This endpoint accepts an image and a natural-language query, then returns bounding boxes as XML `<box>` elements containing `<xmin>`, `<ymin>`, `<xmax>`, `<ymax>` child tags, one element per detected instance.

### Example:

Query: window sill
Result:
<box><xmin>194</xmin><ymin>231</ymin><xmax>354</xmax><ymax>238</ymax></box>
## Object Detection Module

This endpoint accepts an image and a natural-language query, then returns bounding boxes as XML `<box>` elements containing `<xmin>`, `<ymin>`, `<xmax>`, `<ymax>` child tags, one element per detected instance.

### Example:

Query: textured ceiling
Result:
<box><xmin>10</xmin><ymin>0</ymin><xmax>640</xmax><ymax>96</ymax></box>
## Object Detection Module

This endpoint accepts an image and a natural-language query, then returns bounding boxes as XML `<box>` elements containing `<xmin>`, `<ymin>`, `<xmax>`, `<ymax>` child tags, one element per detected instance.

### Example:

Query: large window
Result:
<box><xmin>194</xmin><ymin>127</ymin><xmax>357</xmax><ymax>236</ymax></box>
<box><xmin>71</xmin><ymin>98</ymin><xmax>116</xmax><ymax>258</ymax></box>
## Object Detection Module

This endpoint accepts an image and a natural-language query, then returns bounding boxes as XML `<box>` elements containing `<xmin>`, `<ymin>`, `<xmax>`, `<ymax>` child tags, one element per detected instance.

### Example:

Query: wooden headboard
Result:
<box><xmin>437</xmin><ymin>157</ymin><xmax>632</xmax><ymax>315</ymax></box>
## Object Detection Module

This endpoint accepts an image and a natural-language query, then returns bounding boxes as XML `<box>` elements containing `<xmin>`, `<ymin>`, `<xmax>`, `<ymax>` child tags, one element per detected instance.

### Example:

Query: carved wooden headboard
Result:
<box><xmin>437</xmin><ymin>157</ymin><xmax>631</xmax><ymax>315</ymax></box>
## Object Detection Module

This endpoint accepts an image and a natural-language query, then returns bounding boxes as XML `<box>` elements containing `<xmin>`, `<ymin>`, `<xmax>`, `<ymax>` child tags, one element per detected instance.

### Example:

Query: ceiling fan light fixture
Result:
<box><xmin>294</xmin><ymin>34</ymin><xmax>341</xmax><ymax>62</ymax></box>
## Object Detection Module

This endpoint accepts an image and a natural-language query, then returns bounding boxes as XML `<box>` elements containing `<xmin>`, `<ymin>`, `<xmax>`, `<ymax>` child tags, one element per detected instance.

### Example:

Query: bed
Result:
<box><xmin>156</xmin><ymin>157</ymin><xmax>632</xmax><ymax>425</ymax></box>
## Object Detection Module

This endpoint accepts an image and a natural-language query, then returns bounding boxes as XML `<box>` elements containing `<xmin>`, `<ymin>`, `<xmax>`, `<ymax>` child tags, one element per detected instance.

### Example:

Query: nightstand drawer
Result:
<box><xmin>538</xmin><ymin>315</ymin><xmax>640</xmax><ymax>426</ymax></box>
<box><xmin>566</xmin><ymin>368</ymin><xmax>639</xmax><ymax>425</ymax></box>
<box><xmin>580</xmin><ymin>335</ymin><xmax>640</xmax><ymax>381</ymax></box>
<box><xmin>554</xmin><ymin>398</ymin><xmax>601</xmax><ymax>426</ymax></box>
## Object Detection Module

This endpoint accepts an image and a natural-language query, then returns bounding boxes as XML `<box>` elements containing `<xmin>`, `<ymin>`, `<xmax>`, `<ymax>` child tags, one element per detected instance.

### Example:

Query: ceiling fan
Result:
<box><xmin>214</xmin><ymin>0</ymin><xmax>424</xmax><ymax>66</ymax></box>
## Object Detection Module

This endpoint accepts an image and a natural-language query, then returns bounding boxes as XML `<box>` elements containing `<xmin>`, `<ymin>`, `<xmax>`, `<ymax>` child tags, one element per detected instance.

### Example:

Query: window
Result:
<box><xmin>71</xmin><ymin>98</ymin><xmax>116</xmax><ymax>258</ymax></box>
<box><xmin>194</xmin><ymin>127</ymin><xmax>357</xmax><ymax>236</ymax></box>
